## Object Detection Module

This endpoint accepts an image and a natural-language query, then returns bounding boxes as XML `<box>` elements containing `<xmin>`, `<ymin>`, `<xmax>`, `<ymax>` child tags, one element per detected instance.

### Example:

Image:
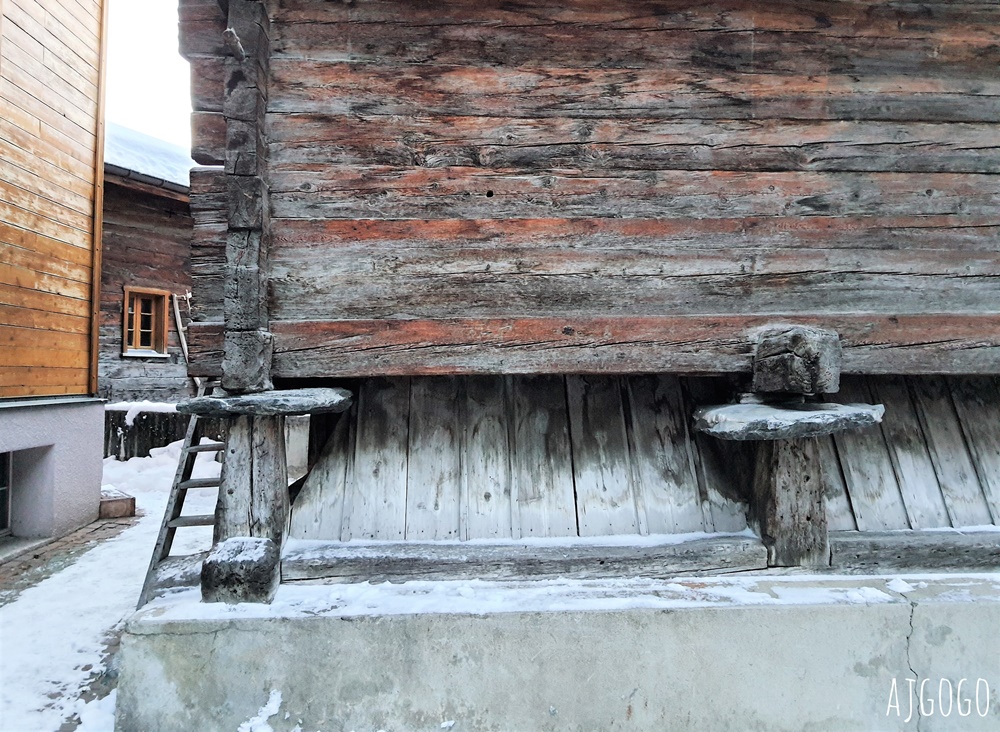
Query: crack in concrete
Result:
<box><xmin>904</xmin><ymin>597</ymin><xmax>922</xmax><ymax>731</ymax></box>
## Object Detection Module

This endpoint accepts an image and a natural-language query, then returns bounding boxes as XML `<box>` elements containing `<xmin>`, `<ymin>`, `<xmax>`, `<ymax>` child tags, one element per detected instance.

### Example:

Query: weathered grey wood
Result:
<box><xmin>281</xmin><ymin>535</ymin><xmax>768</xmax><ymax>584</ymax></box>
<box><xmin>625</xmin><ymin>375</ymin><xmax>704</xmax><ymax>534</ymax></box>
<box><xmin>566</xmin><ymin>376</ymin><xmax>639</xmax><ymax>536</ymax></box>
<box><xmin>462</xmin><ymin>376</ymin><xmax>513</xmax><ymax>540</ymax></box>
<box><xmin>405</xmin><ymin>377</ymin><xmax>463</xmax><ymax>540</ymax></box>
<box><xmin>949</xmin><ymin>377</ymin><xmax>1000</xmax><ymax>526</ymax></box>
<box><xmin>345</xmin><ymin>377</ymin><xmax>410</xmax><ymax>540</ymax></box>
<box><xmin>910</xmin><ymin>376</ymin><xmax>993</xmax><ymax>528</ymax></box>
<box><xmin>830</xmin><ymin>530</ymin><xmax>1000</xmax><ymax>572</ymax></box>
<box><xmin>751</xmin><ymin>438</ymin><xmax>829</xmax><ymax>568</ymax></box>
<box><xmin>222</xmin><ymin>329</ymin><xmax>273</xmax><ymax>393</ymax></box>
<box><xmin>868</xmin><ymin>376</ymin><xmax>950</xmax><ymax>529</ymax></box>
<box><xmin>215</xmin><ymin>414</ymin><xmax>289</xmax><ymax>548</ymax></box>
<box><xmin>509</xmin><ymin>375</ymin><xmax>577</xmax><ymax>538</ymax></box>
<box><xmin>816</xmin><ymin>436</ymin><xmax>856</xmax><ymax>532</ymax></box>
<box><xmin>752</xmin><ymin>326</ymin><xmax>841</xmax><ymax>395</ymax></box>
<box><xmin>833</xmin><ymin>379</ymin><xmax>909</xmax><ymax>531</ymax></box>
<box><xmin>288</xmin><ymin>410</ymin><xmax>353</xmax><ymax>540</ymax></box>
<box><xmin>684</xmin><ymin>378</ymin><xmax>753</xmax><ymax>534</ymax></box>
<box><xmin>178</xmin><ymin>386</ymin><xmax>353</xmax><ymax>416</ymax></box>
<box><xmin>201</xmin><ymin>536</ymin><xmax>280</xmax><ymax>604</ymax></box>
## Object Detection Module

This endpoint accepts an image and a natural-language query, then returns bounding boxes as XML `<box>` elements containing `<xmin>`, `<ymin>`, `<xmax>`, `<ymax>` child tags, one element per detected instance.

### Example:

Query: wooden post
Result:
<box><xmin>215</xmin><ymin>414</ymin><xmax>288</xmax><ymax>547</ymax></box>
<box><xmin>221</xmin><ymin>0</ymin><xmax>273</xmax><ymax>393</ymax></box>
<box><xmin>751</xmin><ymin>438</ymin><xmax>829</xmax><ymax>568</ymax></box>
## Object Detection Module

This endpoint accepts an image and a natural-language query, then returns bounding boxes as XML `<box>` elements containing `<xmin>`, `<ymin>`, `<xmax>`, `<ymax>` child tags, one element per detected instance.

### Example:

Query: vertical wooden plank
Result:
<box><xmin>910</xmin><ymin>376</ymin><xmax>993</xmax><ymax>527</ymax></box>
<box><xmin>463</xmin><ymin>376</ymin><xmax>513</xmax><ymax>540</ymax></box>
<box><xmin>344</xmin><ymin>377</ymin><xmax>409</xmax><ymax>540</ymax></box>
<box><xmin>950</xmin><ymin>376</ymin><xmax>1000</xmax><ymax>525</ymax></box>
<box><xmin>817</xmin><ymin>436</ymin><xmax>857</xmax><ymax>531</ymax></box>
<box><xmin>682</xmin><ymin>377</ymin><xmax>752</xmax><ymax>533</ymax></box>
<box><xmin>868</xmin><ymin>376</ymin><xmax>950</xmax><ymax>528</ymax></box>
<box><xmin>509</xmin><ymin>375</ymin><xmax>577</xmax><ymax>538</ymax></box>
<box><xmin>405</xmin><ymin>377</ymin><xmax>463</xmax><ymax>540</ymax></box>
<box><xmin>566</xmin><ymin>375</ymin><xmax>639</xmax><ymax>536</ymax></box>
<box><xmin>626</xmin><ymin>375</ymin><xmax>704</xmax><ymax>534</ymax></box>
<box><xmin>288</xmin><ymin>409</ymin><xmax>353</xmax><ymax>540</ymax></box>
<box><xmin>833</xmin><ymin>377</ymin><xmax>910</xmax><ymax>531</ymax></box>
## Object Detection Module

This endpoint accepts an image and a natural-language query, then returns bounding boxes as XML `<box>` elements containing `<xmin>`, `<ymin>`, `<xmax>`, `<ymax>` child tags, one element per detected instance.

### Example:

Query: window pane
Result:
<box><xmin>0</xmin><ymin>488</ymin><xmax>8</xmax><ymax>531</ymax></box>
<box><xmin>0</xmin><ymin>453</ymin><xmax>7</xmax><ymax>488</ymax></box>
<box><xmin>140</xmin><ymin>298</ymin><xmax>153</xmax><ymax>315</ymax></box>
<box><xmin>140</xmin><ymin>328</ymin><xmax>152</xmax><ymax>348</ymax></box>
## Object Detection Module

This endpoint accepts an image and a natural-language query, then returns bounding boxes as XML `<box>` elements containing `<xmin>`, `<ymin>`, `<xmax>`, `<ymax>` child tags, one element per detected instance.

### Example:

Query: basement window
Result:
<box><xmin>123</xmin><ymin>287</ymin><xmax>170</xmax><ymax>357</ymax></box>
<box><xmin>0</xmin><ymin>452</ymin><xmax>10</xmax><ymax>537</ymax></box>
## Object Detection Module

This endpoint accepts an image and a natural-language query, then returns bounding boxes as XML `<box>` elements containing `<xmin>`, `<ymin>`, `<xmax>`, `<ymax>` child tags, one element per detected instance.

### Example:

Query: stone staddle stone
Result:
<box><xmin>202</xmin><ymin>537</ymin><xmax>280</xmax><ymax>604</ymax></box>
<box><xmin>177</xmin><ymin>387</ymin><xmax>353</xmax><ymax>417</ymax></box>
<box><xmin>694</xmin><ymin>401</ymin><xmax>884</xmax><ymax>441</ymax></box>
<box><xmin>752</xmin><ymin>326</ymin><xmax>842</xmax><ymax>395</ymax></box>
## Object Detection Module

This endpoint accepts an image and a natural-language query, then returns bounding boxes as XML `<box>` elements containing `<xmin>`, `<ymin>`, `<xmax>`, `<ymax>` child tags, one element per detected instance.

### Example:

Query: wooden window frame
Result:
<box><xmin>0</xmin><ymin>452</ymin><xmax>10</xmax><ymax>538</ymax></box>
<box><xmin>123</xmin><ymin>287</ymin><xmax>171</xmax><ymax>357</ymax></box>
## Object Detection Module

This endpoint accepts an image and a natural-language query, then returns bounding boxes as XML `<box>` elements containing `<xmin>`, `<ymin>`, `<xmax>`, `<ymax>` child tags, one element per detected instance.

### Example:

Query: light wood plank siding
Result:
<box><xmin>0</xmin><ymin>0</ymin><xmax>106</xmax><ymax>397</ymax></box>
<box><xmin>182</xmin><ymin>0</ymin><xmax>1000</xmax><ymax>377</ymax></box>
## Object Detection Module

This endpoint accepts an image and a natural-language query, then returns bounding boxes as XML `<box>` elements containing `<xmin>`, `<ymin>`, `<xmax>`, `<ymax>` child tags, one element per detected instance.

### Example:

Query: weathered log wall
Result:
<box><xmin>182</xmin><ymin>0</ymin><xmax>1000</xmax><ymax>378</ymax></box>
<box><xmin>0</xmin><ymin>0</ymin><xmax>106</xmax><ymax>396</ymax></box>
<box><xmin>98</xmin><ymin>178</ymin><xmax>195</xmax><ymax>402</ymax></box>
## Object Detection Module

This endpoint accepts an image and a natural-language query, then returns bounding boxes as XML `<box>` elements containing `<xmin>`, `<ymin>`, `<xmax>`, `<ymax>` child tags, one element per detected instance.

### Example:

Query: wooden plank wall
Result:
<box><xmin>97</xmin><ymin>178</ymin><xmax>196</xmax><ymax>402</ymax></box>
<box><xmin>290</xmin><ymin>375</ymin><xmax>1000</xmax><ymax>542</ymax></box>
<box><xmin>0</xmin><ymin>0</ymin><xmax>105</xmax><ymax>397</ymax></box>
<box><xmin>183</xmin><ymin>0</ymin><xmax>1000</xmax><ymax>378</ymax></box>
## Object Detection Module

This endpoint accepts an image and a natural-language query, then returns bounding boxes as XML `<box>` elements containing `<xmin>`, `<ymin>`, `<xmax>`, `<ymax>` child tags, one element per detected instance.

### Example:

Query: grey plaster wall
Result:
<box><xmin>0</xmin><ymin>398</ymin><xmax>104</xmax><ymax>537</ymax></box>
<box><xmin>116</xmin><ymin>579</ymin><xmax>1000</xmax><ymax>731</ymax></box>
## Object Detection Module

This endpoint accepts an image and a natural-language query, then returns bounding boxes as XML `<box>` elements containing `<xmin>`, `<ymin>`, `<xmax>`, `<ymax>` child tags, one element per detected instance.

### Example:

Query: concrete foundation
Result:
<box><xmin>0</xmin><ymin>398</ymin><xmax>104</xmax><ymax>538</ymax></box>
<box><xmin>116</xmin><ymin>576</ymin><xmax>1000</xmax><ymax>731</ymax></box>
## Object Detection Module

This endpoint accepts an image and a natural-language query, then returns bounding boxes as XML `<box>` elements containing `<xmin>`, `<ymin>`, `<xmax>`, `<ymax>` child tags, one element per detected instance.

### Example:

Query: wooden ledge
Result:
<box><xmin>281</xmin><ymin>535</ymin><xmax>768</xmax><ymax>584</ymax></box>
<box><xmin>177</xmin><ymin>387</ymin><xmax>353</xmax><ymax>417</ymax></box>
<box><xmin>830</xmin><ymin>530</ymin><xmax>1000</xmax><ymax>573</ymax></box>
<box><xmin>694</xmin><ymin>401</ymin><xmax>884</xmax><ymax>441</ymax></box>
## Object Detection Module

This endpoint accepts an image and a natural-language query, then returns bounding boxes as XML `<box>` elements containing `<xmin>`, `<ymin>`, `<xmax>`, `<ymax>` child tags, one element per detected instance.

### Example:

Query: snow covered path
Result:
<box><xmin>0</xmin><ymin>442</ymin><xmax>218</xmax><ymax>732</ymax></box>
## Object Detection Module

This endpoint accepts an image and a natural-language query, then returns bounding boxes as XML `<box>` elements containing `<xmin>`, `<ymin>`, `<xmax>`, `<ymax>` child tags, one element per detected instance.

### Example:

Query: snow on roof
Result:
<box><xmin>104</xmin><ymin>122</ymin><xmax>195</xmax><ymax>189</ymax></box>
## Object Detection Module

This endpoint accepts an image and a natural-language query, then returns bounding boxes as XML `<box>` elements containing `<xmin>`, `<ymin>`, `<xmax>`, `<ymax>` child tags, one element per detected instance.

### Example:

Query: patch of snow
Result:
<box><xmin>441</xmin><ymin>721</ymin><xmax>456</xmax><ymax>729</ymax></box>
<box><xmin>104</xmin><ymin>122</ymin><xmax>194</xmax><ymax>187</ymax></box>
<box><xmin>237</xmin><ymin>690</ymin><xmax>282</xmax><ymax>732</ymax></box>
<box><xmin>105</xmin><ymin>401</ymin><xmax>178</xmax><ymax>427</ymax></box>
<box><xmin>210</xmin><ymin>537</ymin><xmax>272</xmax><ymax>564</ymax></box>
<box><xmin>74</xmin><ymin>691</ymin><xmax>117</xmax><ymax>732</ymax></box>
<box><xmin>886</xmin><ymin>578</ymin><xmax>915</xmax><ymax>594</ymax></box>
<box><xmin>0</xmin><ymin>440</ymin><xmax>218</xmax><ymax>730</ymax></box>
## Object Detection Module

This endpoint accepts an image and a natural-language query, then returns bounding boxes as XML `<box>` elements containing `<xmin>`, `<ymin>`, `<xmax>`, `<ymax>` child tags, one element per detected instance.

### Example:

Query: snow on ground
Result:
<box><xmin>0</xmin><ymin>441</ymin><xmax>218</xmax><ymax>732</ymax></box>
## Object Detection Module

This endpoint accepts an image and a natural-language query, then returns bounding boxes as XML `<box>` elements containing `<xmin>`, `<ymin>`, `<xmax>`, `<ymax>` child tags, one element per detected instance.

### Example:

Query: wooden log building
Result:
<box><xmin>98</xmin><ymin>122</ymin><xmax>197</xmax><ymax>403</ymax></box>
<box><xmin>0</xmin><ymin>0</ymin><xmax>108</xmax><ymax>542</ymax></box>
<box><xmin>173</xmin><ymin>0</ymin><xmax>1000</xmax><ymax>588</ymax></box>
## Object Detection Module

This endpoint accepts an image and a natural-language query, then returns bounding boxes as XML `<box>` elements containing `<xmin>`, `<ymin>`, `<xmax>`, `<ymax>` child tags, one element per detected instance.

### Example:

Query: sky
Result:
<box><xmin>105</xmin><ymin>0</ymin><xmax>192</xmax><ymax>150</ymax></box>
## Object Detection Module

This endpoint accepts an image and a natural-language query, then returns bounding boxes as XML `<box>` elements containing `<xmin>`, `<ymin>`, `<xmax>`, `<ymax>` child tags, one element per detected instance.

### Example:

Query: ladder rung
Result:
<box><xmin>168</xmin><ymin>514</ymin><xmax>215</xmax><ymax>528</ymax></box>
<box><xmin>185</xmin><ymin>443</ymin><xmax>224</xmax><ymax>453</ymax></box>
<box><xmin>178</xmin><ymin>477</ymin><xmax>221</xmax><ymax>491</ymax></box>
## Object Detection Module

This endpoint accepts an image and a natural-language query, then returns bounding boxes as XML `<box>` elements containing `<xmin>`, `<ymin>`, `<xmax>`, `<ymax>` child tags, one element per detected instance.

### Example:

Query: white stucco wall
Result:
<box><xmin>0</xmin><ymin>398</ymin><xmax>104</xmax><ymax>538</ymax></box>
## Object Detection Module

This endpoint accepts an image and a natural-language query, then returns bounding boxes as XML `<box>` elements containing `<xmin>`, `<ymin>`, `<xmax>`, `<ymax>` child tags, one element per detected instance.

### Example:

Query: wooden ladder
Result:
<box><xmin>136</xmin><ymin>382</ymin><xmax>224</xmax><ymax>609</ymax></box>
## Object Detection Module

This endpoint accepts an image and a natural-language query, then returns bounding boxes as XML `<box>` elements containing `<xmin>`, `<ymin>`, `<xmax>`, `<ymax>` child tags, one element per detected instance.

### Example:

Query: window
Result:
<box><xmin>0</xmin><ymin>453</ymin><xmax>10</xmax><ymax>537</ymax></box>
<box><xmin>123</xmin><ymin>287</ymin><xmax>170</xmax><ymax>356</ymax></box>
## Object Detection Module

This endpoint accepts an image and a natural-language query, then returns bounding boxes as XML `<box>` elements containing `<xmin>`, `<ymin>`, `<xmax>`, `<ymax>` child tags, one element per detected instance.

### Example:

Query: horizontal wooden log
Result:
<box><xmin>269</xmin><ymin>59</ymin><xmax>1000</xmax><ymax>122</ymax></box>
<box><xmin>272</xmin><ymin>0</ymin><xmax>1000</xmax><ymax>41</ymax></box>
<box><xmin>270</xmin><ymin>216</ymin><xmax>1000</xmax><ymax>254</ymax></box>
<box><xmin>179</xmin><ymin>0</ymin><xmax>227</xmax><ymax>58</ymax></box>
<box><xmin>272</xmin><ymin>11</ymin><xmax>1000</xmax><ymax>77</ymax></box>
<box><xmin>190</xmin><ymin>56</ymin><xmax>224</xmax><ymax>113</ymax></box>
<box><xmin>191</xmin><ymin>111</ymin><xmax>225</xmax><ymax>165</ymax></box>
<box><xmin>280</xmin><ymin>535</ymin><xmax>768</xmax><ymax>583</ymax></box>
<box><xmin>268</xmin><ymin>168</ymin><xmax>1000</xmax><ymax>220</ymax></box>
<box><xmin>186</xmin><ymin>314</ymin><xmax>1000</xmax><ymax>378</ymax></box>
<box><xmin>829</xmin><ymin>530</ymin><xmax>1000</xmax><ymax>572</ymax></box>
<box><xmin>268</xmin><ymin>115</ymin><xmax>1000</xmax><ymax>174</ymax></box>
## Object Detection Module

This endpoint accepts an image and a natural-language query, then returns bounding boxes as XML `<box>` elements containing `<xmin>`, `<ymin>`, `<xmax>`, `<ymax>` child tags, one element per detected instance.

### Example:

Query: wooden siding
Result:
<box><xmin>97</xmin><ymin>178</ymin><xmax>195</xmax><ymax>401</ymax></box>
<box><xmin>0</xmin><ymin>0</ymin><xmax>106</xmax><ymax>397</ymax></box>
<box><xmin>182</xmin><ymin>0</ymin><xmax>1000</xmax><ymax>378</ymax></box>
<box><xmin>289</xmin><ymin>375</ymin><xmax>1000</xmax><ymax>542</ymax></box>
